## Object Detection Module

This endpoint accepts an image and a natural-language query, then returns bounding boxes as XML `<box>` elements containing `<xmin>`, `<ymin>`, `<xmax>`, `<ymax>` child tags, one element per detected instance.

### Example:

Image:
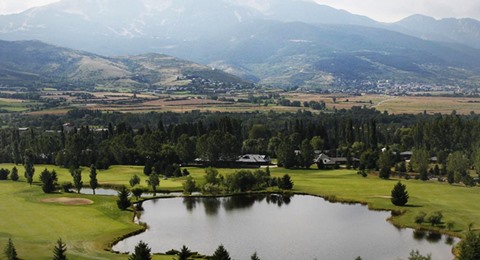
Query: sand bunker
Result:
<box><xmin>41</xmin><ymin>197</ymin><xmax>93</xmax><ymax>205</ymax></box>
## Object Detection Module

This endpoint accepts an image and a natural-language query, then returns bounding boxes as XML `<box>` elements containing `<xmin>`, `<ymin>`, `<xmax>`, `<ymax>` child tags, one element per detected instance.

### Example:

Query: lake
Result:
<box><xmin>113</xmin><ymin>194</ymin><xmax>457</xmax><ymax>260</ymax></box>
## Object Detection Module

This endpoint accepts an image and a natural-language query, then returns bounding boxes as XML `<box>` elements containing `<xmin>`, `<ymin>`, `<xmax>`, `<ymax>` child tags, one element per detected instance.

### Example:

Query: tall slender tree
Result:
<box><xmin>177</xmin><ymin>245</ymin><xmax>192</xmax><ymax>260</ymax></box>
<box><xmin>89</xmin><ymin>164</ymin><xmax>98</xmax><ymax>195</ymax></box>
<box><xmin>72</xmin><ymin>169</ymin><xmax>83</xmax><ymax>194</ymax></box>
<box><xmin>24</xmin><ymin>149</ymin><xmax>35</xmax><ymax>186</ymax></box>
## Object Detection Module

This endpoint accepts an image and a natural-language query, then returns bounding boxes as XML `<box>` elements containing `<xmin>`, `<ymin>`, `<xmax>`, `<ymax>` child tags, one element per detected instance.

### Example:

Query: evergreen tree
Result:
<box><xmin>117</xmin><ymin>186</ymin><xmax>131</xmax><ymax>210</ymax></box>
<box><xmin>24</xmin><ymin>149</ymin><xmax>35</xmax><ymax>186</ymax></box>
<box><xmin>89</xmin><ymin>164</ymin><xmax>98</xmax><ymax>195</ymax></box>
<box><xmin>211</xmin><ymin>245</ymin><xmax>231</xmax><ymax>260</ymax></box>
<box><xmin>129</xmin><ymin>241</ymin><xmax>152</xmax><ymax>260</ymax></box>
<box><xmin>458</xmin><ymin>232</ymin><xmax>480</xmax><ymax>260</ymax></box>
<box><xmin>391</xmin><ymin>181</ymin><xmax>409</xmax><ymax>206</ymax></box>
<box><xmin>10</xmin><ymin>166</ymin><xmax>19</xmax><ymax>181</ymax></box>
<box><xmin>251</xmin><ymin>252</ymin><xmax>261</xmax><ymax>260</ymax></box>
<box><xmin>71</xmin><ymin>169</ymin><xmax>83</xmax><ymax>194</ymax></box>
<box><xmin>177</xmin><ymin>245</ymin><xmax>192</xmax><ymax>260</ymax></box>
<box><xmin>130</xmin><ymin>174</ymin><xmax>141</xmax><ymax>187</ymax></box>
<box><xmin>39</xmin><ymin>169</ymin><xmax>58</xmax><ymax>193</ymax></box>
<box><xmin>4</xmin><ymin>238</ymin><xmax>19</xmax><ymax>260</ymax></box>
<box><xmin>52</xmin><ymin>238</ymin><xmax>67</xmax><ymax>260</ymax></box>
<box><xmin>278</xmin><ymin>174</ymin><xmax>294</xmax><ymax>190</ymax></box>
<box><xmin>146</xmin><ymin>173</ymin><xmax>160</xmax><ymax>196</ymax></box>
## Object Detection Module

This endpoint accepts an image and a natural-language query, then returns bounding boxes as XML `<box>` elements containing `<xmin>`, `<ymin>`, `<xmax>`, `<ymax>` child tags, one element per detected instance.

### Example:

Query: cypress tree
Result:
<box><xmin>89</xmin><ymin>164</ymin><xmax>98</xmax><ymax>195</ymax></box>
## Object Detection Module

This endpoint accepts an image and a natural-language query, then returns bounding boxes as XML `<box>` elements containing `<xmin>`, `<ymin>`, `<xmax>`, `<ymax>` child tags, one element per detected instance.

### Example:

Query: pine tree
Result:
<box><xmin>117</xmin><ymin>186</ymin><xmax>131</xmax><ymax>210</ymax></box>
<box><xmin>129</xmin><ymin>241</ymin><xmax>152</xmax><ymax>260</ymax></box>
<box><xmin>391</xmin><ymin>181</ymin><xmax>409</xmax><ymax>206</ymax></box>
<box><xmin>251</xmin><ymin>252</ymin><xmax>261</xmax><ymax>260</ymax></box>
<box><xmin>4</xmin><ymin>238</ymin><xmax>19</xmax><ymax>260</ymax></box>
<box><xmin>10</xmin><ymin>166</ymin><xmax>19</xmax><ymax>181</ymax></box>
<box><xmin>52</xmin><ymin>238</ymin><xmax>67</xmax><ymax>260</ymax></box>
<box><xmin>278</xmin><ymin>174</ymin><xmax>294</xmax><ymax>190</ymax></box>
<box><xmin>89</xmin><ymin>164</ymin><xmax>98</xmax><ymax>195</ymax></box>
<box><xmin>177</xmin><ymin>245</ymin><xmax>192</xmax><ymax>260</ymax></box>
<box><xmin>211</xmin><ymin>245</ymin><xmax>231</xmax><ymax>260</ymax></box>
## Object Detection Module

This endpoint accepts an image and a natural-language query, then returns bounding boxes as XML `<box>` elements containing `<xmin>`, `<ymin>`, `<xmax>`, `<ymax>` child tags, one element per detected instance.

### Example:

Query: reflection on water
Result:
<box><xmin>113</xmin><ymin>195</ymin><xmax>459</xmax><ymax>260</ymax></box>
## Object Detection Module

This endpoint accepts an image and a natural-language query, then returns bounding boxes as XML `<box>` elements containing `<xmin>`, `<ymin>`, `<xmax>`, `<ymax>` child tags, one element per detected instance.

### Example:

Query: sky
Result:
<box><xmin>0</xmin><ymin>0</ymin><xmax>479</xmax><ymax>22</ymax></box>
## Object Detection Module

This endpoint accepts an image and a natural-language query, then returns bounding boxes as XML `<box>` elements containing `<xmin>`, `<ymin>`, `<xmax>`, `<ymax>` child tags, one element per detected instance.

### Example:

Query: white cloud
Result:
<box><xmin>0</xmin><ymin>0</ymin><xmax>60</xmax><ymax>15</ymax></box>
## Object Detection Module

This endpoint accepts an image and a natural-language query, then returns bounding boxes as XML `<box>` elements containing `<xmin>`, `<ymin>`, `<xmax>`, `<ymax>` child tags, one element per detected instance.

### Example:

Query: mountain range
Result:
<box><xmin>1</xmin><ymin>0</ymin><xmax>480</xmax><ymax>89</ymax></box>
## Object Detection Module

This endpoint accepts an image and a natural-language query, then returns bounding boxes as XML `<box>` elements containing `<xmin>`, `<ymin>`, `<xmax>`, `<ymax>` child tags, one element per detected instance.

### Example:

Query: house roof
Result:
<box><xmin>237</xmin><ymin>154</ymin><xmax>271</xmax><ymax>163</ymax></box>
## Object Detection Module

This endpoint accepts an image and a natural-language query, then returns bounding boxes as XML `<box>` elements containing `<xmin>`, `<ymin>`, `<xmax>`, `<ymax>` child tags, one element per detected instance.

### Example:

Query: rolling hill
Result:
<box><xmin>0</xmin><ymin>40</ymin><xmax>245</xmax><ymax>89</ymax></box>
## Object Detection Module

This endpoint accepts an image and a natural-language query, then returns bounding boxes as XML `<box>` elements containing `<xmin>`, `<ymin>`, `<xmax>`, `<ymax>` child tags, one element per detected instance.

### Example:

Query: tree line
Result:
<box><xmin>0</xmin><ymin>108</ymin><xmax>480</xmax><ymax>176</ymax></box>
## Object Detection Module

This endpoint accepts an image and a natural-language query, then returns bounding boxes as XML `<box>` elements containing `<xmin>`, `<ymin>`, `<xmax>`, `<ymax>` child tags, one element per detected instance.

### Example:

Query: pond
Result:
<box><xmin>113</xmin><ymin>194</ymin><xmax>458</xmax><ymax>260</ymax></box>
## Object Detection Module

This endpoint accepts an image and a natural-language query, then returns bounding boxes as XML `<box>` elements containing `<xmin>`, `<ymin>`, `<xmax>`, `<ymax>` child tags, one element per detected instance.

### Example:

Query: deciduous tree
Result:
<box><xmin>129</xmin><ymin>175</ymin><xmax>141</xmax><ymax>187</ymax></box>
<box><xmin>146</xmin><ymin>173</ymin><xmax>160</xmax><ymax>196</ymax></box>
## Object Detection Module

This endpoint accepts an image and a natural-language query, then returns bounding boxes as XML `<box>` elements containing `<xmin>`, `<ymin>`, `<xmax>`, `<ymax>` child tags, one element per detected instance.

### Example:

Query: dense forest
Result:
<box><xmin>0</xmin><ymin>107</ymin><xmax>479</xmax><ymax>183</ymax></box>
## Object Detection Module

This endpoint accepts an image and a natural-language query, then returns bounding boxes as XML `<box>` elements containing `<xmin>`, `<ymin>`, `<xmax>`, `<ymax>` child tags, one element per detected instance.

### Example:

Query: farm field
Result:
<box><xmin>0</xmin><ymin>164</ymin><xmax>479</xmax><ymax>259</ymax></box>
<box><xmin>18</xmin><ymin>90</ymin><xmax>480</xmax><ymax>115</ymax></box>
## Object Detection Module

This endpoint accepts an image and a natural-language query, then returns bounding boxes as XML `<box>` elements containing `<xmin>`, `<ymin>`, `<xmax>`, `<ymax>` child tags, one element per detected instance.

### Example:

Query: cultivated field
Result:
<box><xmin>21</xmin><ymin>90</ymin><xmax>480</xmax><ymax>115</ymax></box>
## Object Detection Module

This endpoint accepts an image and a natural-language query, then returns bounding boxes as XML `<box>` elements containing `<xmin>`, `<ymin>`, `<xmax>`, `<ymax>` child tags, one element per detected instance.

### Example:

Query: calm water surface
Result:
<box><xmin>113</xmin><ymin>195</ymin><xmax>457</xmax><ymax>260</ymax></box>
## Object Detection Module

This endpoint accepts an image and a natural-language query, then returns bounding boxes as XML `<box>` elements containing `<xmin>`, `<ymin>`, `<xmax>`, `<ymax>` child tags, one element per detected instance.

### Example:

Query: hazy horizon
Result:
<box><xmin>1</xmin><ymin>0</ymin><xmax>479</xmax><ymax>23</ymax></box>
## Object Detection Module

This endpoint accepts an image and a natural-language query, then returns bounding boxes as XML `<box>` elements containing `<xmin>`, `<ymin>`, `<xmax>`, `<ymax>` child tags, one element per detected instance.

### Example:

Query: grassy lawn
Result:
<box><xmin>0</xmin><ymin>164</ymin><xmax>478</xmax><ymax>259</ymax></box>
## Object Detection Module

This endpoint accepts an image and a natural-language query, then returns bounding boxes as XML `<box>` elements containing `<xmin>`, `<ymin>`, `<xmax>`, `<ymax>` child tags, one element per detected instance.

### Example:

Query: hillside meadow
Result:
<box><xmin>0</xmin><ymin>164</ymin><xmax>479</xmax><ymax>259</ymax></box>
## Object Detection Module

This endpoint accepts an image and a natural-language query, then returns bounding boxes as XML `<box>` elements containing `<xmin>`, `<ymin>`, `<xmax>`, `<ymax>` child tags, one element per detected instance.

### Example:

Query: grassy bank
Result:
<box><xmin>0</xmin><ymin>164</ymin><xmax>477</xmax><ymax>258</ymax></box>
